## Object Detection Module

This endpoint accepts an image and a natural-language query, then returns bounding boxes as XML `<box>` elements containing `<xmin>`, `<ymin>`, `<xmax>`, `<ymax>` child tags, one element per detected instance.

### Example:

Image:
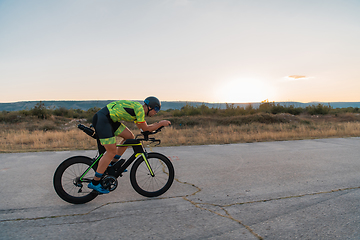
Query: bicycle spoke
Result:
<box><xmin>61</xmin><ymin>163</ymin><xmax>94</xmax><ymax>197</ymax></box>
<box><xmin>135</xmin><ymin>158</ymin><xmax>170</xmax><ymax>192</ymax></box>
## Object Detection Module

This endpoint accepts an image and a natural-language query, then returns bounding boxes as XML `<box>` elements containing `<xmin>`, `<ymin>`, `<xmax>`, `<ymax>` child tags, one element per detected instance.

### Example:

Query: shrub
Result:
<box><xmin>258</xmin><ymin>100</ymin><xmax>275</xmax><ymax>113</ymax></box>
<box><xmin>53</xmin><ymin>107</ymin><xmax>69</xmax><ymax>117</ymax></box>
<box><xmin>306</xmin><ymin>104</ymin><xmax>332</xmax><ymax>115</ymax></box>
<box><xmin>86</xmin><ymin>107</ymin><xmax>100</xmax><ymax>123</ymax></box>
<box><xmin>0</xmin><ymin>111</ymin><xmax>22</xmax><ymax>123</ymax></box>
<box><xmin>286</xmin><ymin>105</ymin><xmax>304</xmax><ymax>115</ymax></box>
<box><xmin>270</xmin><ymin>104</ymin><xmax>285</xmax><ymax>114</ymax></box>
<box><xmin>31</xmin><ymin>101</ymin><xmax>50</xmax><ymax>119</ymax></box>
<box><xmin>173</xmin><ymin>104</ymin><xmax>215</xmax><ymax>117</ymax></box>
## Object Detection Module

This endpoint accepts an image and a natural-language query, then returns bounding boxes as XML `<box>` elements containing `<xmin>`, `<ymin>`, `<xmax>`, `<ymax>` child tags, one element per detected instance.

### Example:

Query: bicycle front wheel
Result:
<box><xmin>130</xmin><ymin>152</ymin><xmax>174</xmax><ymax>197</ymax></box>
<box><xmin>53</xmin><ymin>156</ymin><xmax>98</xmax><ymax>204</ymax></box>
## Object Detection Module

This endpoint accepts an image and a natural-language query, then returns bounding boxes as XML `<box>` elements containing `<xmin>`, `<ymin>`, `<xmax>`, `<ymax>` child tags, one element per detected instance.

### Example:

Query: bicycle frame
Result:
<box><xmin>79</xmin><ymin>139</ymin><xmax>154</xmax><ymax>182</ymax></box>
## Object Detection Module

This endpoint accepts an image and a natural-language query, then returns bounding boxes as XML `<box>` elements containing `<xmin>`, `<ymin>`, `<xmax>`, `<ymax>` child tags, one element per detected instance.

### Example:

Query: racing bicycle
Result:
<box><xmin>53</xmin><ymin>124</ymin><xmax>174</xmax><ymax>204</ymax></box>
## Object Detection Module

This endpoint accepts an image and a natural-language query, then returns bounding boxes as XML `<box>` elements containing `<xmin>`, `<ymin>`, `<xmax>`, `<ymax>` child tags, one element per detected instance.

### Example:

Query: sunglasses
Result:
<box><xmin>153</xmin><ymin>106</ymin><xmax>160</xmax><ymax>113</ymax></box>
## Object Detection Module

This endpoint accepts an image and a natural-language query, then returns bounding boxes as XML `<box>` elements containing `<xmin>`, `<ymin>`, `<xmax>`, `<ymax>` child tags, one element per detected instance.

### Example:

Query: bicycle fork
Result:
<box><xmin>136</xmin><ymin>153</ymin><xmax>155</xmax><ymax>177</ymax></box>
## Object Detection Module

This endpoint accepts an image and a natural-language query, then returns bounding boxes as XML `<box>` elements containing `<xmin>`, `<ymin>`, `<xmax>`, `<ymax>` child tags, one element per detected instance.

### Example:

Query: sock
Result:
<box><xmin>92</xmin><ymin>172</ymin><xmax>103</xmax><ymax>185</ymax></box>
<box><xmin>95</xmin><ymin>171</ymin><xmax>103</xmax><ymax>178</ymax></box>
<box><xmin>92</xmin><ymin>179</ymin><xmax>100</xmax><ymax>185</ymax></box>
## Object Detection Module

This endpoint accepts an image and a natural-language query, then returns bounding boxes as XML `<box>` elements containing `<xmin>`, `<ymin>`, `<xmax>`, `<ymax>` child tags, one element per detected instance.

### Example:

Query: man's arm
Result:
<box><xmin>136</xmin><ymin>120</ymin><xmax>171</xmax><ymax>132</ymax></box>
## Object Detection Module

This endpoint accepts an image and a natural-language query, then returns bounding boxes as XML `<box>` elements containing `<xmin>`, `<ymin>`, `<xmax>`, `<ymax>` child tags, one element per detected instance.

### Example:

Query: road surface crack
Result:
<box><xmin>177</xmin><ymin>178</ymin><xmax>360</xmax><ymax>240</ymax></box>
<box><xmin>174</xmin><ymin>177</ymin><xmax>264</xmax><ymax>240</ymax></box>
<box><xmin>221</xmin><ymin>186</ymin><xmax>360</xmax><ymax>207</ymax></box>
<box><xmin>3</xmin><ymin>174</ymin><xmax>357</xmax><ymax>240</ymax></box>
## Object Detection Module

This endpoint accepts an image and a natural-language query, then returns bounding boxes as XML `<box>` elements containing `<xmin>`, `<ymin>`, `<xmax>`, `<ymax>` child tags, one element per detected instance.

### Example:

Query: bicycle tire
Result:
<box><xmin>130</xmin><ymin>152</ymin><xmax>174</xmax><ymax>197</ymax></box>
<box><xmin>53</xmin><ymin>156</ymin><xmax>98</xmax><ymax>204</ymax></box>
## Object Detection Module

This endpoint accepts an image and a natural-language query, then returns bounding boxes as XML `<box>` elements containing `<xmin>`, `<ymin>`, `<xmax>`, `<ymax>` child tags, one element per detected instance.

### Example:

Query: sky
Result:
<box><xmin>1</xmin><ymin>0</ymin><xmax>359</xmax><ymax>104</ymax></box>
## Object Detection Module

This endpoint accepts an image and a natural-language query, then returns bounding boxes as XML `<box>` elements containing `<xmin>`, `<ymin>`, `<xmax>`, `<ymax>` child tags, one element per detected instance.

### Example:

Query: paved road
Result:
<box><xmin>1</xmin><ymin>138</ymin><xmax>360</xmax><ymax>239</ymax></box>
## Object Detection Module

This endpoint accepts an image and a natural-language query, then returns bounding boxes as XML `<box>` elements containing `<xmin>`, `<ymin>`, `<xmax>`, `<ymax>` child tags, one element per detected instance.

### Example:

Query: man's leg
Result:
<box><xmin>115</xmin><ymin>127</ymin><xmax>135</xmax><ymax>158</ymax></box>
<box><xmin>94</xmin><ymin>143</ymin><xmax>117</xmax><ymax>180</ymax></box>
<box><xmin>88</xmin><ymin>143</ymin><xmax>117</xmax><ymax>194</ymax></box>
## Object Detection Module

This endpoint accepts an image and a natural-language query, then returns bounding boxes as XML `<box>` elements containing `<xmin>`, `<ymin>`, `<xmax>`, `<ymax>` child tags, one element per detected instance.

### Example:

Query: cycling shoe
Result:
<box><xmin>88</xmin><ymin>182</ymin><xmax>110</xmax><ymax>194</ymax></box>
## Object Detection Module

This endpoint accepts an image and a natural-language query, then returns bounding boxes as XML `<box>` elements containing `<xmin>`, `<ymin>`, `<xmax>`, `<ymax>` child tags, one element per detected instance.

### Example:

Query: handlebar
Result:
<box><xmin>135</xmin><ymin>126</ymin><xmax>165</xmax><ymax>144</ymax></box>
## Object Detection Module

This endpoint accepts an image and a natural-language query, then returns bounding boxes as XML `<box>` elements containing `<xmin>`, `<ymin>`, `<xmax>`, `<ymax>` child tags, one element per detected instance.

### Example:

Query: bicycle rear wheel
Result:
<box><xmin>130</xmin><ymin>152</ymin><xmax>174</xmax><ymax>197</ymax></box>
<box><xmin>53</xmin><ymin>156</ymin><xmax>98</xmax><ymax>204</ymax></box>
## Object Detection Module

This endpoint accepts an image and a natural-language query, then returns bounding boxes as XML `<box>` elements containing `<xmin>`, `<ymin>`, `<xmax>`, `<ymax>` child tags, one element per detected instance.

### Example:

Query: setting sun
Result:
<box><xmin>215</xmin><ymin>79</ymin><xmax>275</xmax><ymax>103</ymax></box>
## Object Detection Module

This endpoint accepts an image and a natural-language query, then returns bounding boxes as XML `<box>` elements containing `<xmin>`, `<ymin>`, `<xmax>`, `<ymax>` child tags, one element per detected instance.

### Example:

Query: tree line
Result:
<box><xmin>1</xmin><ymin>100</ymin><xmax>360</xmax><ymax>124</ymax></box>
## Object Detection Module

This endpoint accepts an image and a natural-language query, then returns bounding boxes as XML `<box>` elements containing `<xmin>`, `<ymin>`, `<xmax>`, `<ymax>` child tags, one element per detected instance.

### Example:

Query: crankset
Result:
<box><xmin>101</xmin><ymin>175</ymin><xmax>118</xmax><ymax>191</ymax></box>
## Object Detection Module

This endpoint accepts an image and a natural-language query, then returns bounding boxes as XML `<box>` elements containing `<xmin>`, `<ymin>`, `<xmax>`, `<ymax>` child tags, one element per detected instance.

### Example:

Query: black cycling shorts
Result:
<box><xmin>92</xmin><ymin>107</ymin><xmax>126</xmax><ymax>145</ymax></box>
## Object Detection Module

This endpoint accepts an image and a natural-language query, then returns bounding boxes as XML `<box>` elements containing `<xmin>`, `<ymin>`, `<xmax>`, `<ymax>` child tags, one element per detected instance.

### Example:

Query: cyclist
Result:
<box><xmin>88</xmin><ymin>96</ymin><xmax>171</xmax><ymax>194</ymax></box>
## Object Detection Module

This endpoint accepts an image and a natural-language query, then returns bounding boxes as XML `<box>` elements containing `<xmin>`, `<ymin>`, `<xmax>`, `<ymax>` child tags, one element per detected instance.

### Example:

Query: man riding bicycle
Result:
<box><xmin>88</xmin><ymin>96</ymin><xmax>171</xmax><ymax>194</ymax></box>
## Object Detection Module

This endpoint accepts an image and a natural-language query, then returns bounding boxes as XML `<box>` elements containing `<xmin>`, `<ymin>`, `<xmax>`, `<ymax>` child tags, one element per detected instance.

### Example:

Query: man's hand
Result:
<box><xmin>159</xmin><ymin>120</ymin><xmax>171</xmax><ymax>127</ymax></box>
<box><xmin>136</xmin><ymin>120</ymin><xmax>171</xmax><ymax>132</ymax></box>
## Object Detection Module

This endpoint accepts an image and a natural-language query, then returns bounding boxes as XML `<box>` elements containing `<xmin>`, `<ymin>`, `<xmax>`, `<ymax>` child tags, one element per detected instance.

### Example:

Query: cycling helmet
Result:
<box><xmin>144</xmin><ymin>96</ymin><xmax>161</xmax><ymax>113</ymax></box>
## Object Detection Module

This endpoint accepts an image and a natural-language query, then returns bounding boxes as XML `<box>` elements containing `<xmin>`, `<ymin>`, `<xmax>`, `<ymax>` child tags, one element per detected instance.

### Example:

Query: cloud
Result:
<box><xmin>284</xmin><ymin>75</ymin><xmax>313</xmax><ymax>81</ymax></box>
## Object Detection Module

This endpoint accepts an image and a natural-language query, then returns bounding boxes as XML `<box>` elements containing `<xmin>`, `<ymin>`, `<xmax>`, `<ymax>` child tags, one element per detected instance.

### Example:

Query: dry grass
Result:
<box><xmin>1</xmin><ymin>119</ymin><xmax>360</xmax><ymax>153</ymax></box>
<box><xmin>0</xmin><ymin>129</ymin><xmax>96</xmax><ymax>152</ymax></box>
<box><xmin>159</xmin><ymin>122</ymin><xmax>360</xmax><ymax>146</ymax></box>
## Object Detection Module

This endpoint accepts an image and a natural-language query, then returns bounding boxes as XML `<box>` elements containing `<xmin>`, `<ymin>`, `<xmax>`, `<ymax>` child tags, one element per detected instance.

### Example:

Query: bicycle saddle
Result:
<box><xmin>123</xmin><ymin>139</ymin><xmax>140</xmax><ymax>145</ymax></box>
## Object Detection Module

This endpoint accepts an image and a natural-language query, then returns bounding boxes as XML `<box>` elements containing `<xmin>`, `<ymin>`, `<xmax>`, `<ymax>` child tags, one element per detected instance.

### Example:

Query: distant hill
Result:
<box><xmin>1</xmin><ymin>100</ymin><xmax>360</xmax><ymax>112</ymax></box>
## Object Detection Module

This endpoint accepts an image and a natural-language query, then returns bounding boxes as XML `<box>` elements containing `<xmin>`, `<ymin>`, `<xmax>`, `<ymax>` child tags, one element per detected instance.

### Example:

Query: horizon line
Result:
<box><xmin>1</xmin><ymin>99</ymin><xmax>360</xmax><ymax>104</ymax></box>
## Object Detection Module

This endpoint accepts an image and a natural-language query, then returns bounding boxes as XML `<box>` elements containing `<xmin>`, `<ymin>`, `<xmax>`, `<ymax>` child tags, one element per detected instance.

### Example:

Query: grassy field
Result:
<box><xmin>1</xmin><ymin>111</ymin><xmax>360</xmax><ymax>153</ymax></box>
